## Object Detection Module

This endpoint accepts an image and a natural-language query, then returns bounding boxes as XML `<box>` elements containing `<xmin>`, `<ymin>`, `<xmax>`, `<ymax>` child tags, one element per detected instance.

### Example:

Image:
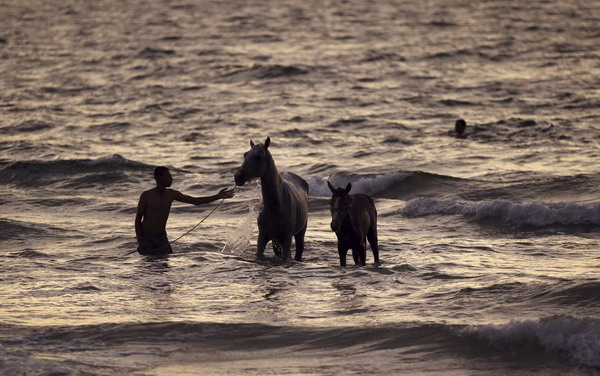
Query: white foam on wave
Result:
<box><xmin>461</xmin><ymin>316</ymin><xmax>600</xmax><ymax>367</ymax></box>
<box><xmin>307</xmin><ymin>173</ymin><xmax>407</xmax><ymax>197</ymax></box>
<box><xmin>88</xmin><ymin>154</ymin><xmax>143</xmax><ymax>167</ymax></box>
<box><xmin>403</xmin><ymin>198</ymin><xmax>600</xmax><ymax>226</ymax></box>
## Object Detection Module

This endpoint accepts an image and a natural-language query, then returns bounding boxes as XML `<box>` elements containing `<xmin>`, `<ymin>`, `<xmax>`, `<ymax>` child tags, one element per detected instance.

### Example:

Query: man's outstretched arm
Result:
<box><xmin>174</xmin><ymin>188</ymin><xmax>235</xmax><ymax>206</ymax></box>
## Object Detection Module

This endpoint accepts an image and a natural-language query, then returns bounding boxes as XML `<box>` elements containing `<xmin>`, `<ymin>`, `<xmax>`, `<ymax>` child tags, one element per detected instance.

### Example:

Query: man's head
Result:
<box><xmin>154</xmin><ymin>166</ymin><xmax>172</xmax><ymax>187</ymax></box>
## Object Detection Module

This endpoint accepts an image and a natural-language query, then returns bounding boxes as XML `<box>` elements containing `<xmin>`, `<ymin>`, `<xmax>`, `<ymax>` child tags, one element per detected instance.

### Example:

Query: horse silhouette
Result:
<box><xmin>328</xmin><ymin>181</ymin><xmax>380</xmax><ymax>266</ymax></box>
<box><xmin>234</xmin><ymin>137</ymin><xmax>309</xmax><ymax>261</ymax></box>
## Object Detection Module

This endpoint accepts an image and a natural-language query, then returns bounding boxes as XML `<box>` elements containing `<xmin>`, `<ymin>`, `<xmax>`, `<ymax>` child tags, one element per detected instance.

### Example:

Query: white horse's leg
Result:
<box><xmin>338</xmin><ymin>242</ymin><xmax>348</xmax><ymax>267</ymax></box>
<box><xmin>280</xmin><ymin>237</ymin><xmax>292</xmax><ymax>261</ymax></box>
<box><xmin>256</xmin><ymin>232</ymin><xmax>268</xmax><ymax>260</ymax></box>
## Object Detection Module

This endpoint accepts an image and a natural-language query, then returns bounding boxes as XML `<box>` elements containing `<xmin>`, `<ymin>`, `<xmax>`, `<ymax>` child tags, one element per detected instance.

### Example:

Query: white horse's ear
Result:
<box><xmin>250</xmin><ymin>140</ymin><xmax>255</xmax><ymax>147</ymax></box>
<box><xmin>345</xmin><ymin>183</ymin><xmax>352</xmax><ymax>193</ymax></box>
<box><xmin>264</xmin><ymin>137</ymin><xmax>270</xmax><ymax>149</ymax></box>
<box><xmin>327</xmin><ymin>181</ymin><xmax>336</xmax><ymax>193</ymax></box>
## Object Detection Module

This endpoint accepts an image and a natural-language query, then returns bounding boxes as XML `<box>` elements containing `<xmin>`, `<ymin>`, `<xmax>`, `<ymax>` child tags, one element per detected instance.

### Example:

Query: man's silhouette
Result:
<box><xmin>135</xmin><ymin>166</ymin><xmax>234</xmax><ymax>255</ymax></box>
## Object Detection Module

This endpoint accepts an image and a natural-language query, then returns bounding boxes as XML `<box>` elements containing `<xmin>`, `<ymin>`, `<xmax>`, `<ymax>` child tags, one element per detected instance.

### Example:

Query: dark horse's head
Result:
<box><xmin>328</xmin><ymin>181</ymin><xmax>352</xmax><ymax>232</ymax></box>
<box><xmin>234</xmin><ymin>137</ymin><xmax>271</xmax><ymax>186</ymax></box>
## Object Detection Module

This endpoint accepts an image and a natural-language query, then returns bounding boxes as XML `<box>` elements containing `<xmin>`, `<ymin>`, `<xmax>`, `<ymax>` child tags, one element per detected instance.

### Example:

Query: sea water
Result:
<box><xmin>1</xmin><ymin>0</ymin><xmax>600</xmax><ymax>374</ymax></box>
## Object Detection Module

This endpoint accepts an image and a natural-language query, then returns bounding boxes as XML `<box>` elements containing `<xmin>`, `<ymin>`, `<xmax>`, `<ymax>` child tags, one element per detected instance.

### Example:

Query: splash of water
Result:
<box><xmin>221</xmin><ymin>184</ymin><xmax>261</xmax><ymax>256</ymax></box>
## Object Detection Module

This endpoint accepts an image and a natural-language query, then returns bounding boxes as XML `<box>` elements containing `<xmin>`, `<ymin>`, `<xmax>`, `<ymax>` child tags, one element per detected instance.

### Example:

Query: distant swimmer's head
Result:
<box><xmin>455</xmin><ymin>119</ymin><xmax>467</xmax><ymax>138</ymax></box>
<box><xmin>154</xmin><ymin>166</ymin><xmax>173</xmax><ymax>187</ymax></box>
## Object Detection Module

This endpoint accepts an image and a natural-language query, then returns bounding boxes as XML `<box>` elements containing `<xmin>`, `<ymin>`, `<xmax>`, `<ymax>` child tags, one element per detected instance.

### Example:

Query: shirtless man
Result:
<box><xmin>135</xmin><ymin>166</ymin><xmax>235</xmax><ymax>255</ymax></box>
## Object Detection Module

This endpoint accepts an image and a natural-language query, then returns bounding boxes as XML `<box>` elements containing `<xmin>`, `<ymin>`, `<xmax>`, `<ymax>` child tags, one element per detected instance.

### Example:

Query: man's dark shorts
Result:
<box><xmin>138</xmin><ymin>233</ymin><xmax>173</xmax><ymax>255</ymax></box>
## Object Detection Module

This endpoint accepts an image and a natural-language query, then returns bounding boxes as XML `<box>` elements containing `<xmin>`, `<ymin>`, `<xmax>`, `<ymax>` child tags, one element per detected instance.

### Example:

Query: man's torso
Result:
<box><xmin>142</xmin><ymin>188</ymin><xmax>177</xmax><ymax>234</ymax></box>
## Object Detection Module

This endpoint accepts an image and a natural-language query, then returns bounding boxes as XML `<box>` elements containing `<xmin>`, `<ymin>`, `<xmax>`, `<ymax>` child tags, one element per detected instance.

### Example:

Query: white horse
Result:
<box><xmin>234</xmin><ymin>137</ymin><xmax>309</xmax><ymax>261</ymax></box>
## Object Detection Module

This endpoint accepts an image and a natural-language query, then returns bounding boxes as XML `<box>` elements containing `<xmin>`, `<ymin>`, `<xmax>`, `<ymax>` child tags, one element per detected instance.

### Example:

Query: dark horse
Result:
<box><xmin>328</xmin><ymin>181</ymin><xmax>379</xmax><ymax>266</ymax></box>
<box><xmin>234</xmin><ymin>137</ymin><xmax>309</xmax><ymax>261</ymax></box>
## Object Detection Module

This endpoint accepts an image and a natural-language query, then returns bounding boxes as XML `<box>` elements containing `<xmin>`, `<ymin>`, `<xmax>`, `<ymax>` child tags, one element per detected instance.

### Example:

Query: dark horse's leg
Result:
<box><xmin>367</xmin><ymin>225</ymin><xmax>380</xmax><ymax>264</ymax></box>
<box><xmin>293</xmin><ymin>222</ymin><xmax>307</xmax><ymax>262</ymax></box>
<box><xmin>272</xmin><ymin>240</ymin><xmax>281</xmax><ymax>258</ymax></box>
<box><xmin>256</xmin><ymin>232</ymin><xmax>269</xmax><ymax>260</ymax></box>
<box><xmin>338</xmin><ymin>243</ymin><xmax>348</xmax><ymax>267</ymax></box>
<box><xmin>356</xmin><ymin>239</ymin><xmax>367</xmax><ymax>266</ymax></box>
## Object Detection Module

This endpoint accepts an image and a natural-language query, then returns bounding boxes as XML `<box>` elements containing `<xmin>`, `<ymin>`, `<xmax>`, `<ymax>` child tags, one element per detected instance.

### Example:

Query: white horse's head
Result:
<box><xmin>234</xmin><ymin>137</ymin><xmax>271</xmax><ymax>186</ymax></box>
<box><xmin>328</xmin><ymin>181</ymin><xmax>352</xmax><ymax>232</ymax></box>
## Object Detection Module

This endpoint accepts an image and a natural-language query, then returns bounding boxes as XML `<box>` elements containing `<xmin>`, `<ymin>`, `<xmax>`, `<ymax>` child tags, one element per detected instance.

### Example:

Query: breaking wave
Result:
<box><xmin>307</xmin><ymin>171</ymin><xmax>464</xmax><ymax>199</ymax></box>
<box><xmin>2</xmin><ymin>316</ymin><xmax>598</xmax><ymax>369</ymax></box>
<box><xmin>402</xmin><ymin>198</ymin><xmax>600</xmax><ymax>227</ymax></box>
<box><xmin>461</xmin><ymin>315</ymin><xmax>600</xmax><ymax>368</ymax></box>
<box><xmin>0</xmin><ymin>154</ymin><xmax>149</xmax><ymax>188</ymax></box>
